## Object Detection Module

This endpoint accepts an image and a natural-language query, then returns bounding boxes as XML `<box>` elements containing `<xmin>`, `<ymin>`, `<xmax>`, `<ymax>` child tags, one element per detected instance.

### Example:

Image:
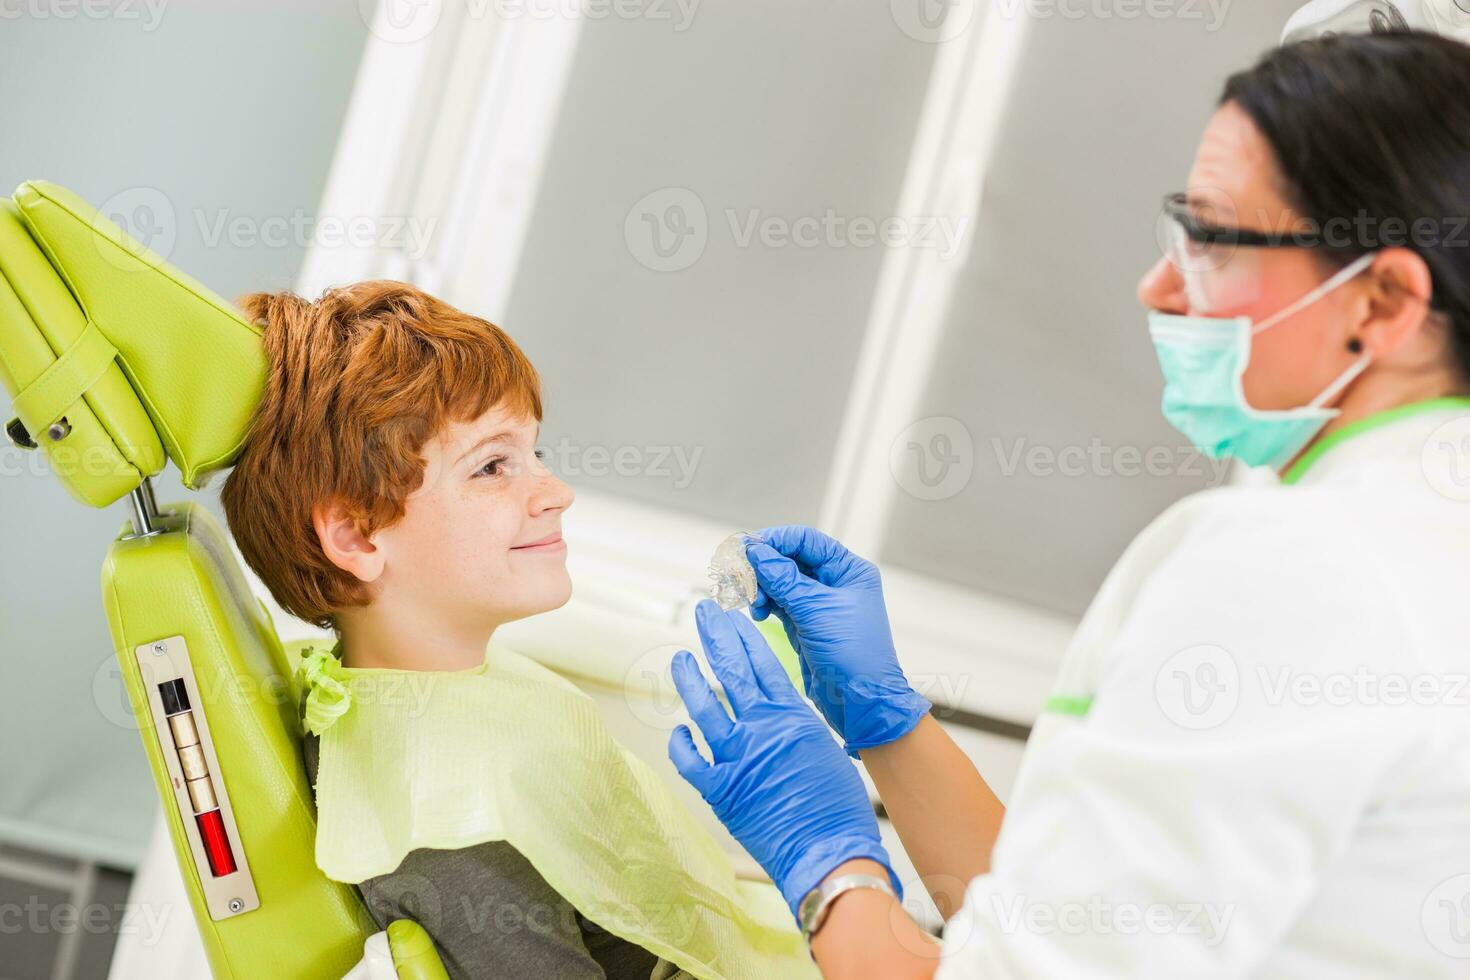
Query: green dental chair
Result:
<box><xmin>0</xmin><ymin>180</ymin><xmax>450</xmax><ymax>980</ymax></box>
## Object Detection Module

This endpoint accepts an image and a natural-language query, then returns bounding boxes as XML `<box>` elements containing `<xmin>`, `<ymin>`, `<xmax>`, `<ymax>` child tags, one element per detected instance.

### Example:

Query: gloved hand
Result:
<box><xmin>668</xmin><ymin>599</ymin><xmax>901</xmax><ymax>922</ymax></box>
<box><xmin>747</xmin><ymin>525</ymin><xmax>931</xmax><ymax>755</ymax></box>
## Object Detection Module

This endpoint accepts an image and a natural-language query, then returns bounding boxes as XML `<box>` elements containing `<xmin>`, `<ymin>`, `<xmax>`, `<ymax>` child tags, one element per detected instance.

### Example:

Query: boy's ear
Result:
<box><xmin>312</xmin><ymin>499</ymin><xmax>385</xmax><ymax>584</ymax></box>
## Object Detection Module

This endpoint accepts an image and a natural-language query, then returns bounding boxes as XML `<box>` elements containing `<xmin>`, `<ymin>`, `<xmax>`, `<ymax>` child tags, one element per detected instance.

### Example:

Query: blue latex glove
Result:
<box><xmin>668</xmin><ymin>599</ymin><xmax>901</xmax><ymax>922</ymax></box>
<box><xmin>747</xmin><ymin>525</ymin><xmax>931</xmax><ymax>755</ymax></box>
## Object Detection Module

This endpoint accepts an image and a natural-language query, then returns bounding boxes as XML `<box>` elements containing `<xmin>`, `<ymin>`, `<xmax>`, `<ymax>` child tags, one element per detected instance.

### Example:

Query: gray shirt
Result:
<box><xmin>304</xmin><ymin>733</ymin><xmax>682</xmax><ymax>980</ymax></box>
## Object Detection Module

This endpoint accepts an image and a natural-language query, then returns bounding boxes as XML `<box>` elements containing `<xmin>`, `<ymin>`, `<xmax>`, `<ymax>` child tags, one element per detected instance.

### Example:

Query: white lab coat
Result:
<box><xmin>936</xmin><ymin>401</ymin><xmax>1470</xmax><ymax>978</ymax></box>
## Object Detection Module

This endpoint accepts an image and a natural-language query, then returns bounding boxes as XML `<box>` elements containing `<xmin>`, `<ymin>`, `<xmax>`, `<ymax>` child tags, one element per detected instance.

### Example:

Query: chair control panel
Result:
<box><xmin>135</xmin><ymin>635</ymin><xmax>259</xmax><ymax>920</ymax></box>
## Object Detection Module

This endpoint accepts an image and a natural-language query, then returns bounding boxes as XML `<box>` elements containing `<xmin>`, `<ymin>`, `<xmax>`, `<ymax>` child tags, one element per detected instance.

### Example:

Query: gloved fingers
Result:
<box><xmin>667</xmin><ymin>724</ymin><xmax>716</xmax><ymax>797</ymax></box>
<box><xmin>757</xmin><ymin>525</ymin><xmax>875</xmax><ymax>588</ymax></box>
<box><xmin>755</xmin><ymin>525</ymin><xmax>849</xmax><ymax>573</ymax></box>
<box><xmin>746</xmin><ymin>542</ymin><xmax>819</xmax><ymax>608</ymax></box>
<box><xmin>730</xmin><ymin>611</ymin><xmax>800</xmax><ymax>704</ymax></box>
<box><xmin>671</xmin><ymin>649</ymin><xmax>734</xmax><ymax>745</ymax></box>
<box><xmin>778</xmin><ymin>614</ymin><xmax>802</xmax><ymax>660</ymax></box>
<box><xmin>695</xmin><ymin>600</ymin><xmax>764</xmax><ymax>714</ymax></box>
<box><xmin>749</xmin><ymin>590</ymin><xmax>772</xmax><ymax>621</ymax></box>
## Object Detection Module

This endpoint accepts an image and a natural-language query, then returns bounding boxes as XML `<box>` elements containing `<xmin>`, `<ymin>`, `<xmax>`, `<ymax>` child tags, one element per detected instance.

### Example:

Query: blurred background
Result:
<box><xmin>0</xmin><ymin>0</ymin><xmax>1305</xmax><ymax>975</ymax></box>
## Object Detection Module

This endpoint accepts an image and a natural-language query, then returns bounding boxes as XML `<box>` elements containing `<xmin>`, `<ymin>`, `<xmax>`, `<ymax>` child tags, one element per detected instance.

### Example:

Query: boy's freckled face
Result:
<box><xmin>373</xmin><ymin>404</ymin><xmax>576</xmax><ymax>630</ymax></box>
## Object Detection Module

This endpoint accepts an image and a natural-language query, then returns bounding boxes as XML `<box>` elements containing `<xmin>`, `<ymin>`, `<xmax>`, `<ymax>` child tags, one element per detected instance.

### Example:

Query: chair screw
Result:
<box><xmin>47</xmin><ymin>418</ymin><xmax>71</xmax><ymax>442</ymax></box>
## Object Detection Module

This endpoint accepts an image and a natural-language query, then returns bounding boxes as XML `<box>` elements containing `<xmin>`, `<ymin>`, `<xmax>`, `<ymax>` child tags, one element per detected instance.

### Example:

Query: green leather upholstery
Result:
<box><xmin>0</xmin><ymin>182</ymin><xmax>450</xmax><ymax>978</ymax></box>
<box><xmin>0</xmin><ymin>180</ymin><xmax>265</xmax><ymax>506</ymax></box>
<box><xmin>103</xmin><ymin>502</ymin><xmax>374</xmax><ymax>979</ymax></box>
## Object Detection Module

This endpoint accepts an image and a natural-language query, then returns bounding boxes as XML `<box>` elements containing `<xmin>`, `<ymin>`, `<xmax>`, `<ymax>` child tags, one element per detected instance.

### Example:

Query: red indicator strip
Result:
<box><xmin>158</xmin><ymin>678</ymin><xmax>238</xmax><ymax>877</ymax></box>
<box><xmin>196</xmin><ymin>809</ymin><xmax>237</xmax><ymax>876</ymax></box>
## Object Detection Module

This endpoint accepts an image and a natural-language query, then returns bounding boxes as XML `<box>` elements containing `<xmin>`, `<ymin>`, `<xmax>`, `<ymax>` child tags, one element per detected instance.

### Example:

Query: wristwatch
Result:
<box><xmin>798</xmin><ymin>872</ymin><xmax>895</xmax><ymax>941</ymax></box>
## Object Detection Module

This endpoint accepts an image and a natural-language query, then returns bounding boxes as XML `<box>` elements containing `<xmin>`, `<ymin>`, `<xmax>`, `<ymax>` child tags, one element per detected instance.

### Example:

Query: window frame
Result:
<box><xmin>298</xmin><ymin>4</ymin><xmax>1069</xmax><ymax>727</ymax></box>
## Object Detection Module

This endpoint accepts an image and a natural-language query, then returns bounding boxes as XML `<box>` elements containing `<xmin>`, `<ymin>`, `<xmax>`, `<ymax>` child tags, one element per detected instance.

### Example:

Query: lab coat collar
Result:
<box><xmin>1281</xmin><ymin>396</ymin><xmax>1470</xmax><ymax>487</ymax></box>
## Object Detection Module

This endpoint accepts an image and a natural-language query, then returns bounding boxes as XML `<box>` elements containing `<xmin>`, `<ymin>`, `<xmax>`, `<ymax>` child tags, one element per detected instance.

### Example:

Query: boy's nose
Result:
<box><xmin>530</xmin><ymin>473</ymin><xmax>575</xmax><ymax>515</ymax></box>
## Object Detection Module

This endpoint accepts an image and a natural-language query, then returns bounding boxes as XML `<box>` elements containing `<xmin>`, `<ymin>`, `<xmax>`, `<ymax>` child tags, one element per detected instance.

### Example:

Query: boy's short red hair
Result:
<box><xmin>221</xmin><ymin>280</ymin><xmax>542</xmax><ymax>629</ymax></box>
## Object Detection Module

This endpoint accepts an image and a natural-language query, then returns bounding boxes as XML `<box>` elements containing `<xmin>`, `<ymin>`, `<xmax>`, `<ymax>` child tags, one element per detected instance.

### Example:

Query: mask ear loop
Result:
<box><xmin>1251</xmin><ymin>252</ymin><xmax>1379</xmax><ymax>336</ymax></box>
<box><xmin>1307</xmin><ymin>350</ymin><xmax>1373</xmax><ymax>410</ymax></box>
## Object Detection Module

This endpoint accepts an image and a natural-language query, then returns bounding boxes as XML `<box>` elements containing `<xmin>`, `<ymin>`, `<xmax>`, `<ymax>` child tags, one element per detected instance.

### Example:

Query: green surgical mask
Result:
<box><xmin>1147</xmin><ymin>252</ymin><xmax>1376</xmax><ymax>470</ymax></box>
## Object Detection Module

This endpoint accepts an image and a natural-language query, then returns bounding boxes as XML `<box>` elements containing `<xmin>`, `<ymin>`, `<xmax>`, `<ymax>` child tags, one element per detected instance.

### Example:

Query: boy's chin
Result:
<box><xmin>495</xmin><ymin>577</ymin><xmax>573</xmax><ymax>624</ymax></box>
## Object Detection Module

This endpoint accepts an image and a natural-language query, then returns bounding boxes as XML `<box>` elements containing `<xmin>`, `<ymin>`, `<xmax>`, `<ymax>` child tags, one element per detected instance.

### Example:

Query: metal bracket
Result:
<box><xmin>122</xmin><ymin>477</ymin><xmax>167</xmax><ymax>540</ymax></box>
<box><xmin>5</xmin><ymin>417</ymin><xmax>36</xmax><ymax>450</ymax></box>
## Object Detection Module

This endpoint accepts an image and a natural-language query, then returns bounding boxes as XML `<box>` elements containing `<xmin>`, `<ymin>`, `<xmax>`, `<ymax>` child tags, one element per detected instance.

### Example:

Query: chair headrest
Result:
<box><xmin>0</xmin><ymin>181</ymin><xmax>267</xmax><ymax>508</ymax></box>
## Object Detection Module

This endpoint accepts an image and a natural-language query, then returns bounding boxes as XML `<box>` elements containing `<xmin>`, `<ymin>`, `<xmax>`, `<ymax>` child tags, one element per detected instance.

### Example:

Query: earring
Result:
<box><xmin>1347</xmin><ymin>337</ymin><xmax>1364</xmax><ymax>354</ymax></box>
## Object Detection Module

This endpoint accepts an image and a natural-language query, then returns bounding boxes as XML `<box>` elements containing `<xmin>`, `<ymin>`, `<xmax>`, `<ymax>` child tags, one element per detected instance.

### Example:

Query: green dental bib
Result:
<box><xmin>300</xmin><ymin>642</ymin><xmax>818</xmax><ymax>980</ymax></box>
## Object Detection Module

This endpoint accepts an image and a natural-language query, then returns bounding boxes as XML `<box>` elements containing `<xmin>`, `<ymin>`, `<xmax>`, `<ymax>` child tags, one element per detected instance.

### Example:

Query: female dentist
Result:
<box><xmin>668</xmin><ymin>31</ymin><xmax>1470</xmax><ymax>979</ymax></box>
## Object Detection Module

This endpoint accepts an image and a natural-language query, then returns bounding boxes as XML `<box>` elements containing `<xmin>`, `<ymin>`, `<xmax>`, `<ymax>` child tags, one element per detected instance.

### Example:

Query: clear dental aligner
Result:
<box><xmin>708</xmin><ymin>531</ymin><xmax>764</xmax><ymax>611</ymax></box>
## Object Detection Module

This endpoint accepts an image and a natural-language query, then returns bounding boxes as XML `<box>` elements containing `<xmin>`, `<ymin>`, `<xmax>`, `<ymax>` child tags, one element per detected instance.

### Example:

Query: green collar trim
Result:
<box><xmin>1280</xmin><ymin>396</ymin><xmax>1470</xmax><ymax>486</ymax></box>
<box><xmin>1043</xmin><ymin>695</ymin><xmax>1093</xmax><ymax>717</ymax></box>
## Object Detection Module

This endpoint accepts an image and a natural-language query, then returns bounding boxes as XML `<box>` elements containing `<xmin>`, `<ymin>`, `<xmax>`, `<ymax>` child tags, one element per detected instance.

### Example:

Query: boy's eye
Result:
<box><xmin>475</xmin><ymin>455</ymin><xmax>508</xmax><ymax>478</ymax></box>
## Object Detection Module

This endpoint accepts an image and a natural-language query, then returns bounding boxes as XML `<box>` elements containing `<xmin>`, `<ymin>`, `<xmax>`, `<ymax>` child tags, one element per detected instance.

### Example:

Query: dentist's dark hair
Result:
<box><xmin>1220</xmin><ymin>29</ymin><xmax>1470</xmax><ymax>385</ymax></box>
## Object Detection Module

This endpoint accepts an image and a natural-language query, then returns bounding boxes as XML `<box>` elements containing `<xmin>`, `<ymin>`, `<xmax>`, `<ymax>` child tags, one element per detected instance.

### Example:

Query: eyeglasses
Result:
<box><xmin>1155</xmin><ymin>192</ymin><xmax>1330</xmax><ymax>313</ymax></box>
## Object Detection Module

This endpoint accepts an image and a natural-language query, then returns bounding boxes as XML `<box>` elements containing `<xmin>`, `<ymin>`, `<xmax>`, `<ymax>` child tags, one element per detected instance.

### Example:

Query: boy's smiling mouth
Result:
<box><xmin>512</xmin><ymin>531</ymin><xmax>565</xmax><ymax>552</ymax></box>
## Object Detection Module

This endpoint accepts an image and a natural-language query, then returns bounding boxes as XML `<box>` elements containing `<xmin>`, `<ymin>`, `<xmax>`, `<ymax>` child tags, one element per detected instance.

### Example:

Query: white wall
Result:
<box><xmin>0</xmin><ymin>0</ymin><xmax>368</xmax><ymax>868</ymax></box>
